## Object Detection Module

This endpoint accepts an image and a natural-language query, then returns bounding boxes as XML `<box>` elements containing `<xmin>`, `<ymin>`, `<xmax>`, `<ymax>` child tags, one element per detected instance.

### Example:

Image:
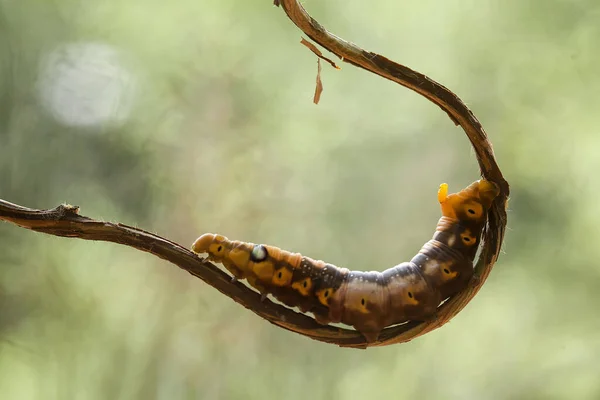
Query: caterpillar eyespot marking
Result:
<box><xmin>250</xmin><ymin>245</ymin><xmax>268</xmax><ymax>262</ymax></box>
<box><xmin>191</xmin><ymin>179</ymin><xmax>500</xmax><ymax>343</ymax></box>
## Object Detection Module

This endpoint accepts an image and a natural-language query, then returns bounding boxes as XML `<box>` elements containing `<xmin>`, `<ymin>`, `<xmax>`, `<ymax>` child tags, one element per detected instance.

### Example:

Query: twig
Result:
<box><xmin>0</xmin><ymin>1</ymin><xmax>509</xmax><ymax>349</ymax></box>
<box><xmin>274</xmin><ymin>0</ymin><xmax>509</xmax><ymax>347</ymax></box>
<box><xmin>0</xmin><ymin>200</ymin><xmax>371</xmax><ymax>347</ymax></box>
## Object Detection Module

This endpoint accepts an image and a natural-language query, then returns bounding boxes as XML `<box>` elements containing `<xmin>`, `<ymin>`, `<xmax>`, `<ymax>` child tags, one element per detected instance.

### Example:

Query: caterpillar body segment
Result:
<box><xmin>191</xmin><ymin>179</ymin><xmax>500</xmax><ymax>343</ymax></box>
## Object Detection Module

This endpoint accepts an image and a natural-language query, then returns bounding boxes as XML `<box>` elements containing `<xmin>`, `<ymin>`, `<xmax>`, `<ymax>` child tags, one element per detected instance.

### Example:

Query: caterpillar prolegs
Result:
<box><xmin>191</xmin><ymin>179</ymin><xmax>499</xmax><ymax>342</ymax></box>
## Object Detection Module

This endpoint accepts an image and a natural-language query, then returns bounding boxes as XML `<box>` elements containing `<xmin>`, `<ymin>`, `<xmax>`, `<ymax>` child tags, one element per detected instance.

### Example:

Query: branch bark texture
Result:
<box><xmin>0</xmin><ymin>1</ymin><xmax>509</xmax><ymax>349</ymax></box>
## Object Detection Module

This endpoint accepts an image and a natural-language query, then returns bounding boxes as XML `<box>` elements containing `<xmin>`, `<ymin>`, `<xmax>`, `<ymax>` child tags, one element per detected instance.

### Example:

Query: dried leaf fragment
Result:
<box><xmin>314</xmin><ymin>59</ymin><xmax>323</xmax><ymax>104</ymax></box>
<box><xmin>300</xmin><ymin>38</ymin><xmax>341</xmax><ymax>70</ymax></box>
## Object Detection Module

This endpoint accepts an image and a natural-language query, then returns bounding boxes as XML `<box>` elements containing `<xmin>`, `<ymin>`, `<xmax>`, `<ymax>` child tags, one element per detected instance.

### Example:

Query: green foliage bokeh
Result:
<box><xmin>1</xmin><ymin>0</ymin><xmax>600</xmax><ymax>399</ymax></box>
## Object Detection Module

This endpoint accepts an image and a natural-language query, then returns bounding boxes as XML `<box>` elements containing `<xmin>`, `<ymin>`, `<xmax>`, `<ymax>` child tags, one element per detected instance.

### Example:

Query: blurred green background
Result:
<box><xmin>1</xmin><ymin>0</ymin><xmax>600</xmax><ymax>399</ymax></box>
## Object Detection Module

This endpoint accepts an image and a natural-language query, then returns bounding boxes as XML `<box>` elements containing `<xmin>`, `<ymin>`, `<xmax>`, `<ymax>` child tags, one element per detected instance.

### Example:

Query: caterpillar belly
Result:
<box><xmin>191</xmin><ymin>179</ymin><xmax>499</xmax><ymax>342</ymax></box>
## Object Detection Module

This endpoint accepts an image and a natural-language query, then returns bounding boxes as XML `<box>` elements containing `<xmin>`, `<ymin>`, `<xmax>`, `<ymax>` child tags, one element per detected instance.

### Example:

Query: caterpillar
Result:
<box><xmin>191</xmin><ymin>179</ymin><xmax>499</xmax><ymax>342</ymax></box>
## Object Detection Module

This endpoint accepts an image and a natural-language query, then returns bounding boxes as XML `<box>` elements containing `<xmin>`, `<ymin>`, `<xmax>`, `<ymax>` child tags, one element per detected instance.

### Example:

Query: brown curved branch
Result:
<box><xmin>0</xmin><ymin>1</ymin><xmax>509</xmax><ymax>349</ymax></box>
<box><xmin>274</xmin><ymin>0</ymin><xmax>509</xmax><ymax>347</ymax></box>
<box><xmin>0</xmin><ymin>200</ymin><xmax>372</xmax><ymax>346</ymax></box>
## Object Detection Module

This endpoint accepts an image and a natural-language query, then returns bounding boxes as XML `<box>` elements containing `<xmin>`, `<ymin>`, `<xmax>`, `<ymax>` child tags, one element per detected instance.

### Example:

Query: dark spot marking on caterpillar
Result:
<box><xmin>408</xmin><ymin>292</ymin><xmax>413</xmax><ymax>299</ymax></box>
<box><xmin>361</xmin><ymin>298</ymin><xmax>365</xmax><ymax>306</ymax></box>
<box><xmin>443</xmin><ymin>268</ymin><xmax>450</xmax><ymax>274</ymax></box>
<box><xmin>277</xmin><ymin>271</ymin><xmax>283</xmax><ymax>279</ymax></box>
<box><xmin>463</xmin><ymin>236</ymin><xmax>471</xmax><ymax>242</ymax></box>
<box><xmin>467</xmin><ymin>208</ymin><xmax>476</xmax><ymax>215</ymax></box>
<box><xmin>217</xmin><ymin>245</ymin><xmax>222</xmax><ymax>252</ymax></box>
<box><xmin>303</xmin><ymin>280</ymin><xmax>308</xmax><ymax>288</ymax></box>
<box><xmin>324</xmin><ymin>290</ymin><xmax>330</xmax><ymax>298</ymax></box>
<box><xmin>250</xmin><ymin>245</ymin><xmax>268</xmax><ymax>262</ymax></box>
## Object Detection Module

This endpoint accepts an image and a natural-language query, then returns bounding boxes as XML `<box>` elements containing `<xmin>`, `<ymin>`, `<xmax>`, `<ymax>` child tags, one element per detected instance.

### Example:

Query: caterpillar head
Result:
<box><xmin>438</xmin><ymin>179</ymin><xmax>500</xmax><ymax>221</ymax></box>
<box><xmin>191</xmin><ymin>233</ymin><xmax>229</xmax><ymax>260</ymax></box>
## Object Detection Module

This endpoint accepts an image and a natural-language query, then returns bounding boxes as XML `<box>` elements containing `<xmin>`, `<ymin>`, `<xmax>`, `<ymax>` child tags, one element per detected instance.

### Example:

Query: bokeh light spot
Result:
<box><xmin>38</xmin><ymin>42</ymin><xmax>136</xmax><ymax>128</ymax></box>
